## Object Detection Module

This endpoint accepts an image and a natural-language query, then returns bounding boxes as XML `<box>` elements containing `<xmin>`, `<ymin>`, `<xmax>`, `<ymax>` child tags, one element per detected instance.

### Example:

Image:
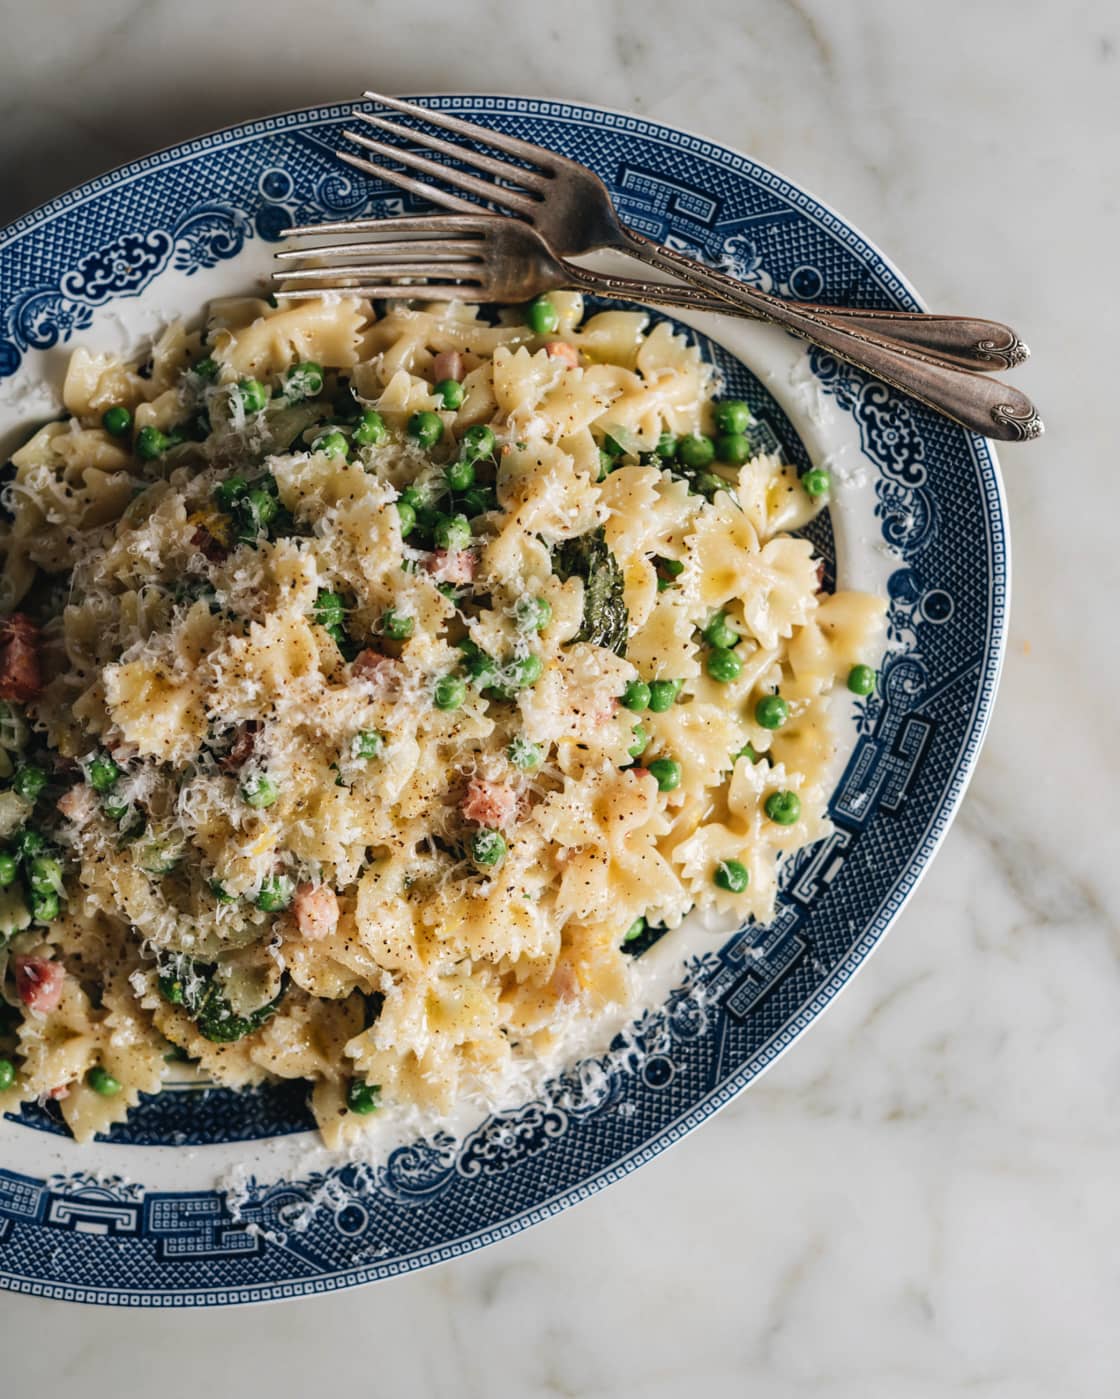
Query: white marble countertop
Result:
<box><xmin>0</xmin><ymin>0</ymin><xmax>1115</xmax><ymax>1394</ymax></box>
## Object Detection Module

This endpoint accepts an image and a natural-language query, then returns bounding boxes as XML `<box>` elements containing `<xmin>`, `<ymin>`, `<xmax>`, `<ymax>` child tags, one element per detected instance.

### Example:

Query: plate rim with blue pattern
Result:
<box><xmin>0</xmin><ymin>96</ymin><xmax>1007</xmax><ymax>1306</ymax></box>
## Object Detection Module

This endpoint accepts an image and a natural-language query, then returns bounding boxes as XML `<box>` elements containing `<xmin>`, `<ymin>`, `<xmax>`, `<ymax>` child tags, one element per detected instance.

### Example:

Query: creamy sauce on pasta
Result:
<box><xmin>0</xmin><ymin>292</ymin><xmax>885</xmax><ymax>1148</ymax></box>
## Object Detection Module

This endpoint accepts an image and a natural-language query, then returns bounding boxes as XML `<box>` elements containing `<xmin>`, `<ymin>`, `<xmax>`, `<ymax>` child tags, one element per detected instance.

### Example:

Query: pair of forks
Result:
<box><xmin>275</xmin><ymin>92</ymin><xmax>1042</xmax><ymax>442</ymax></box>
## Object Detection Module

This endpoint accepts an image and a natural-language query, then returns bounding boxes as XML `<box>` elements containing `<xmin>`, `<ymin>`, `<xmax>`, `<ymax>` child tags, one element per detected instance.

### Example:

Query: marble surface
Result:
<box><xmin>0</xmin><ymin>0</ymin><xmax>1115</xmax><ymax>1393</ymax></box>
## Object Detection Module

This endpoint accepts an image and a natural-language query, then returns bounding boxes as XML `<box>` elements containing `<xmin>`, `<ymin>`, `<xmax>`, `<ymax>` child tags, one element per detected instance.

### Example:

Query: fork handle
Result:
<box><xmin>612</xmin><ymin>230</ymin><xmax>1042</xmax><ymax>442</ymax></box>
<box><xmin>566</xmin><ymin>270</ymin><xmax>1024</xmax><ymax>373</ymax></box>
<box><xmin>793</xmin><ymin>306</ymin><xmax>1028</xmax><ymax>370</ymax></box>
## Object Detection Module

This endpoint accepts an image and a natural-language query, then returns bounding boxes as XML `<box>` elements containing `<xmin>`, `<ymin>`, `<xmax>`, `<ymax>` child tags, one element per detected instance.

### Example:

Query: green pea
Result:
<box><xmin>716</xmin><ymin>433</ymin><xmax>751</xmax><ymax>465</ymax></box>
<box><xmin>460</xmin><ymin>425</ymin><xmax>496</xmax><ymax>461</ymax></box>
<box><xmin>353</xmin><ymin>409</ymin><xmax>387</xmax><ymax>446</ymax></box>
<box><xmin>597</xmin><ymin>449</ymin><xmax>614</xmax><ymax>482</ymax></box>
<box><xmin>436</xmin><ymin>378</ymin><xmax>464</xmax><ymax>410</ymax></box>
<box><xmin>242</xmin><ymin>488</ymin><xmax>278</xmax><ymax>532</ymax></box>
<box><xmin>460</xmin><ymin>485</ymin><xmax>497</xmax><ymax>517</ymax></box>
<box><xmin>802</xmin><ymin>468</ymin><xmax>831</xmax><ymax>498</ymax></box>
<box><xmin>514</xmin><ymin>654</ymin><xmax>544</xmax><ymax>688</ymax></box>
<box><xmin>647</xmin><ymin>680</ymin><xmax>681</xmax><ymax>713</ymax></box>
<box><xmin>655</xmin><ymin>431</ymin><xmax>678</xmax><ymax>460</ymax></box>
<box><xmin>714</xmin><ymin>858</ymin><xmax>749</xmax><ymax>893</ymax></box>
<box><xmin>623</xmin><ymin>917</ymin><xmax>646</xmax><ymax>943</ymax></box>
<box><xmin>622</xmin><ymin>680</ymin><xmax>651</xmax><ymax>711</ymax></box>
<box><xmin>470</xmin><ymin>828</ymin><xmax>507</xmax><ymax>868</ymax></box>
<box><xmin>703</xmin><ymin>611</ymin><xmax>739</xmax><ymax>650</ymax></box>
<box><xmin>396</xmin><ymin>500</ymin><xmax>417</xmax><ymax>538</ymax></box>
<box><xmin>445</xmin><ymin>456</ymin><xmax>476</xmax><ymax>493</ymax></box>
<box><xmin>526</xmin><ymin>295</ymin><xmax>559</xmax><ymax>334</ymax></box>
<box><xmin>408</xmin><ymin>411</ymin><xmax>444</xmax><ymax>449</ymax></box>
<box><xmin>241</xmin><ymin>774</ymin><xmax>279</xmax><ymax>809</ymax></box>
<box><xmin>714</xmin><ymin>400</ymin><xmax>751</xmax><ymax>435</ymax></box>
<box><xmin>601</xmin><ymin>432</ymin><xmax>626</xmax><ymax>459</ymax></box>
<box><xmin>87</xmin><ymin>1065</ymin><xmax>121</xmax><ymax>1097</ymax></box>
<box><xmin>464</xmin><ymin>649</ymin><xmax>498</xmax><ymax>685</ymax></box>
<box><xmin>381</xmin><ymin>609</ymin><xmax>414</xmax><ymax>641</ymax></box>
<box><xmin>313</xmin><ymin>429</ymin><xmax>349</xmax><ymax>459</ymax></box>
<box><xmin>347</xmin><ymin>1079</ymin><xmax>381</xmax><ymax>1115</ymax></box>
<box><xmin>12</xmin><ymin>765</ymin><xmax>47</xmax><ymax>802</ymax></box>
<box><xmin>693</xmin><ymin>471</ymin><xmax>727</xmax><ymax>498</ymax></box>
<box><xmin>765</xmin><ymin>790</ymin><xmax>801</xmax><ymax>825</ymax></box>
<box><xmin>193</xmin><ymin>356</ymin><xmax>220</xmax><ymax>381</ymax></box>
<box><xmin>30</xmin><ymin>890</ymin><xmax>59</xmax><ymax>923</ymax></box>
<box><xmin>214</xmin><ymin>475</ymin><xmax>248</xmax><ymax>511</ymax></box>
<box><xmin>433</xmin><ymin>675</ymin><xmax>466</xmax><ymax>711</ymax></box>
<box><xmin>434</xmin><ymin>513</ymin><xmax>471</xmax><ymax>552</ymax></box>
<box><xmin>101</xmin><ymin>406</ymin><xmax>132</xmax><ymax>437</ymax></box>
<box><xmin>0</xmin><ymin>851</ymin><xmax>16</xmax><ymax>887</ymax></box>
<box><xmin>283</xmin><ymin>361</ymin><xmax>324</xmax><ymax>402</ymax></box>
<box><xmin>847</xmin><ymin>664</ymin><xmax>876</xmax><ymax>696</ymax></box>
<box><xmin>0</xmin><ymin>1059</ymin><xmax>14</xmax><ymax>1091</ymax></box>
<box><xmin>314</xmin><ymin>590</ymin><xmax>346</xmax><ymax>628</ymax></box>
<box><xmin>400</xmin><ymin>483</ymin><xmax>434</xmax><ymax>511</ymax></box>
<box><xmin>87</xmin><ymin>755</ymin><xmax>119</xmax><ymax>792</ymax></box>
<box><xmin>706</xmin><ymin>647</ymin><xmax>743</xmax><ymax>684</ymax></box>
<box><xmin>237</xmin><ymin>378</ymin><xmax>268</xmax><ymax>413</ymax></box>
<box><xmin>736</xmin><ymin>742</ymin><xmax>759</xmax><ymax>764</ymax></box>
<box><xmin>514</xmin><ymin>597</ymin><xmax>551</xmax><ymax>634</ymax></box>
<box><xmin>352</xmin><ymin>730</ymin><xmax>384</xmax><ymax>760</ymax></box>
<box><xmin>754</xmin><ymin>694</ymin><xmax>789</xmax><ymax>730</ymax></box>
<box><xmin>257</xmin><ymin>875</ymin><xmax>293</xmax><ymax>912</ymax></box>
<box><xmin>135</xmin><ymin>425</ymin><xmax>171</xmax><ymax>460</ymax></box>
<box><xmin>678</xmin><ymin>433</ymin><xmax>716</xmax><ymax>469</ymax></box>
<box><xmin>647</xmin><ymin>758</ymin><xmax>682</xmax><ymax>792</ymax></box>
<box><xmin>14</xmin><ymin>829</ymin><xmax>45</xmax><ymax>858</ymax></box>
<box><xmin>508</xmin><ymin>736</ymin><xmax>542</xmax><ymax>770</ymax></box>
<box><xmin>628</xmin><ymin>724</ymin><xmax>649</xmax><ymax>760</ymax></box>
<box><xmin>28</xmin><ymin>856</ymin><xmax>63</xmax><ymax>896</ymax></box>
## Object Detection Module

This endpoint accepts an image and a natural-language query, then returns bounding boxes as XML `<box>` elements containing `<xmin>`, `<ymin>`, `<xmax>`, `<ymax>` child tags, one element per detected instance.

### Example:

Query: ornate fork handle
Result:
<box><xmin>559</xmin><ymin>265</ymin><xmax>1025</xmax><ymax>372</ymax></box>
<box><xmin>797</xmin><ymin>306</ymin><xmax>1029</xmax><ymax>369</ymax></box>
<box><xmin>618</xmin><ymin>230</ymin><xmax>1042</xmax><ymax>441</ymax></box>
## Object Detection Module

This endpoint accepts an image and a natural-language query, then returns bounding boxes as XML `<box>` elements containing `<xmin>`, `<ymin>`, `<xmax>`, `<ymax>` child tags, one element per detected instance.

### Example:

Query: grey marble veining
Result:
<box><xmin>0</xmin><ymin>0</ymin><xmax>1116</xmax><ymax>1394</ymax></box>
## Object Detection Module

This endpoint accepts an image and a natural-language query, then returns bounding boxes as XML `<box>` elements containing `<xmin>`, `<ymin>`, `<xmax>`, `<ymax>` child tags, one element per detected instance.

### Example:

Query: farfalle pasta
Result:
<box><xmin>0</xmin><ymin>293</ymin><xmax>885</xmax><ymax>1147</ymax></box>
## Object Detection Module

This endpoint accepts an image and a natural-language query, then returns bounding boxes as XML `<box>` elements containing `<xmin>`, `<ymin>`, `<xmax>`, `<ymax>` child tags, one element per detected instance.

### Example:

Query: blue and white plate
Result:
<box><xmin>0</xmin><ymin>97</ymin><xmax>1007</xmax><ymax>1306</ymax></box>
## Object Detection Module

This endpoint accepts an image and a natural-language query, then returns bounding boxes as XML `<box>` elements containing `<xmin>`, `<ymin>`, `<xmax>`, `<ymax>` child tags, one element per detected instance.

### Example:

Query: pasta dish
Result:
<box><xmin>0</xmin><ymin>291</ymin><xmax>885</xmax><ymax>1147</ymax></box>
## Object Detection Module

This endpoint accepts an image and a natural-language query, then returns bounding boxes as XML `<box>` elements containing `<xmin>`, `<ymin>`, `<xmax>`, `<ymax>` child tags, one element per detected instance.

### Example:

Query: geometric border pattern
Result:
<box><xmin>0</xmin><ymin>97</ymin><xmax>1007</xmax><ymax>1305</ymax></box>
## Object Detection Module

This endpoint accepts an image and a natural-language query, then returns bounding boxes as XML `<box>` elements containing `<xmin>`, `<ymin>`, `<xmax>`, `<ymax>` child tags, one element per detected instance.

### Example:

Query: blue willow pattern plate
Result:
<box><xmin>0</xmin><ymin>98</ymin><xmax>1006</xmax><ymax>1305</ymax></box>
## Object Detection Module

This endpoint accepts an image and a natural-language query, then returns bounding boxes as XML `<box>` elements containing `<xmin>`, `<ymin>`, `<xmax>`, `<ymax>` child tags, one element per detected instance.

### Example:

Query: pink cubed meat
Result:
<box><xmin>293</xmin><ymin>883</ymin><xmax>339</xmax><ymax>940</ymax></box>
<box><xmin>462</xmin><ymin>778</ymin><xmax>519</xmax><ymax>831</ymax></box>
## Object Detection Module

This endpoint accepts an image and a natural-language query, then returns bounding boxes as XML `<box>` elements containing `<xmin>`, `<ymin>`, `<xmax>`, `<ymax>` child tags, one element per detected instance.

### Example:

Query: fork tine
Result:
<box><xmin>335</xmin><ymin>149</ymin><xmax>480</xmax><ymax>214</ymax></box>
<box><xmin>283</xmin><ymin>214</ymin><xmax>493</xmax><ymax>238</ymax></box>
<box><xmin>342</xmin><ymin>129</ymin><xmax>538</xmax><ymax>213</ymax></box>
<box><xmin>349</xmin><ymin>110</ymin><xmax>548</xmax><ymax>192</ymax></box>
<box><xmin>276</xmin><ymin>239</ymin><xmax>484</xmax><ymax>262</ymax></box>
<box><xmin>360</xmin><ymin>91</ymin><xmax>559</xmax><ymax>173</ymax></box>
<box><xmin>277</xmin><ymin>285</ymin><xmax>490</xmax><ymax>303</ymax></box>
<box><xmin>276</xmin><ymin>262</ymin><xmax>485</xmax><ymax>283</ymax></box>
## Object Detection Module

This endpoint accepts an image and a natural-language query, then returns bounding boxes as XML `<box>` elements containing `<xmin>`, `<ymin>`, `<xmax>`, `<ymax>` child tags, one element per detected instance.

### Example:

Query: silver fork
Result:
<box><xmin>276</xmin><ymin>207</ymin><xmax>1040</xmax><ymax>442</ymax></box>
<box><xmin>343</xmin><ymin>94</ymin><xmax>1032</xmax><ymax>374</ymax></box>
<box><xmin>275</xmin><ymin>213</ymin><xmax>905</xmax><ymax>318</ymax></box>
